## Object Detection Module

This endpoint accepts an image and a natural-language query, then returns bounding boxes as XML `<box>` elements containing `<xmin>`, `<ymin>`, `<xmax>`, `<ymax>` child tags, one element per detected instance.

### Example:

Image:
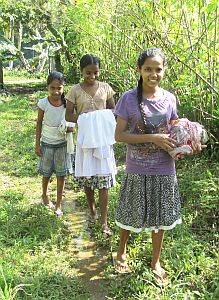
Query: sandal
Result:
<box><xmin>46</xmin><ymin>202</ymin><xmax>55</xmax><ymax>209</ymax></box>
<box><xmin>114</xmin><ymin>259</ymin><xmax>131</xmax><ymax>274</ymax></box>
<box><xmin>41</xmin><ymin>196</ymin><xmax>55</xmax><ymax>210</ymax></box>
<box><xmin>55</xmin><ymin>209</ymin><xmax>63</xmax><ymax>218</ymax></box>
<box><xmin>102</xmin><ymin>224</ymin><xmax>112</xmax><ymax>237</ymax></box>
<box><xmin>42</xmin><ymin>201</ymin><xmax>55</xmax><ymax>209</ymax></box>
<box><xmin>152</xmin><ymin>268</ymin><xmax>168</xmax><ymax>286</ymax></box>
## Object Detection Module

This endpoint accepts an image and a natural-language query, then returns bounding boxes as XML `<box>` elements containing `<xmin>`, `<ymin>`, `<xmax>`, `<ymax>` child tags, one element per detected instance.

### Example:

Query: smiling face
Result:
<box><xmin>138</xmin><ymin>55</ymin><xmax>165</xmax><ymax>89</ymax></box>
<box><xmin>47</xmin><ymin>79</ymin><xmax>64</xmax><ymax>101</ymax></box>
<box><xmin>81</xmin><ymin>64</ymin><xmax>100</xmax><ymax>85</ymax></box>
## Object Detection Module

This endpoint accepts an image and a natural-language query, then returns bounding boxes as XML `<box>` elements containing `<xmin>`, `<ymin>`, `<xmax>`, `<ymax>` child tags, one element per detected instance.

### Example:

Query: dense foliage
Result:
<box><xmin>0</xmin><ymin>0</ymin><xmax>218</xmax><ymax>145</ymax></box>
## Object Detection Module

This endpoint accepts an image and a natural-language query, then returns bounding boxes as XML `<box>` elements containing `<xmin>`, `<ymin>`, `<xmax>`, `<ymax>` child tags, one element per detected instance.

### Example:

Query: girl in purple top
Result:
<box><xmin>114</xmin><ymin>48</ymin><xmax>201</xmax><ymax>284</ymax></box>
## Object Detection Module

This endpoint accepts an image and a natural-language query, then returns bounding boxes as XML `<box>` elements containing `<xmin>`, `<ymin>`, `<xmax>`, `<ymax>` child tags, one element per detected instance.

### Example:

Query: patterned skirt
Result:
<box><xmin>76</xmin><ymin>175</ymin><xmax>114</xmax><ymax>190</ymax></box>
<box><xmin>115</xmin><ymin>173</ymin><xmax>182</xmax><ymax>233</ymax></box>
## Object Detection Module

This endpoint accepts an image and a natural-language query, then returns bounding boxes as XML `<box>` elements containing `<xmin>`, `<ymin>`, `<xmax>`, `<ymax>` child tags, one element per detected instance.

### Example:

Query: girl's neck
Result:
<box><xmin>81</xmin><ymin>80</ymin><xmax>98</xmax><ymax>88</ymax></box>
<box><xmin>48</xmin><ymin>96</ymin><xmax>62</xmax><ymax>107</ymax></box>
<box><xmin>142</xmin><ymin>86</ymin><xmax>162</xmax><ymax>99</ymax></box>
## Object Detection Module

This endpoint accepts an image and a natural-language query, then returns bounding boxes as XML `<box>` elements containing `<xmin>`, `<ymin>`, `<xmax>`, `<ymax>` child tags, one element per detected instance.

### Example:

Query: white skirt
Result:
<box><xmin>75</xmin><ymin>144</ymin><xmax>117</xmax><ymax>183</ymax></box>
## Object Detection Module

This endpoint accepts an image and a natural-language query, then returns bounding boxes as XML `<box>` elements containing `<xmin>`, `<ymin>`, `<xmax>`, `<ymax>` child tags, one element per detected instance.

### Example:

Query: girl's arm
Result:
<box><xmin>35</xmin><ymin>108</ymin><xmax>44</xmax><ymax>156</ymax></box>
<box><xmin>115</xmin><ymin>116</ymin><xmax>176</xmax><ymax>152</ymax></box>
<box><xmin>106</xmin><ymin>97</ymin><xmax>115</xmax><ymax>109</ymax></box>
<box><xmin>65</xmin><ymin>100</ymin><xmax>77</xmax><ymax>123</ymax></box>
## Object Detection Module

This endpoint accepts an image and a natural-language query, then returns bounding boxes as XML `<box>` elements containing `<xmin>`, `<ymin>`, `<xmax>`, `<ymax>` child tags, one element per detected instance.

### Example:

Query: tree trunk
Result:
<box><xmin>18</xmin><ymin>51</ymin><xmax>32</xmax><ymax>71</ymax></box>
<box><xmin>36</xmin><ymin>46</ymin><xmax>48</xmax><ymax>72</ymax></box>
<box><xmin>49</xmin><ymin>55</ymin><xmax>56</xmax><ymax>73</ymax></box>
<box><xmin>8</xmin><ymin>16</ymin><xmax>14</xmax><ymax>70</ymax></box>
<box><xmin>44</xmin><ymin>14</ymin><xmax>73</xmax><ymax>63</ymax></box>
<box><xmin>0</xmin><ymin>60</ymin><xmax>3</xmax><ymax>89</ymax></box>
<box><xmin>54</xmin><ymin>51</ymin><xmax>63</xmax><ymax>72</ymax></box>
<box><xmin>17</xmin><ymin>21</ymin><xmax>23</xmax><ymax>51</ymax></box>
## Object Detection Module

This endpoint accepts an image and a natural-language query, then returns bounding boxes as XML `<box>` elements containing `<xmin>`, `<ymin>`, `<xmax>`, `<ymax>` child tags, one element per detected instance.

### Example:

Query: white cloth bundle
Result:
<box><xmin>58</xmin><ymin>120</ymin><xmax>75</xmax><ymax>154</ymax></box>
<box><xmin>77</xmin><ymin>109</ymin><xmax>116</xmax><ymax>148</ymax></box>
<box><xmin>75</xmin><ymin>109</ymin><xmax>117</xmax><ymax>181</ymax></box>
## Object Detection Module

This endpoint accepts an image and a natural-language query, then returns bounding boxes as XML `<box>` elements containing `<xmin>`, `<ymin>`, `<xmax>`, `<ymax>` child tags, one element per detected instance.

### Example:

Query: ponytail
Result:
<box><xmin>137</xmin><ymin>76</ymin><xmax>150</xmax><ymax>133</ymax></box>
<box><xmin>61</xmin><ymin>93</ymin><xmax>66</xmax><ymax>108</ymax></box>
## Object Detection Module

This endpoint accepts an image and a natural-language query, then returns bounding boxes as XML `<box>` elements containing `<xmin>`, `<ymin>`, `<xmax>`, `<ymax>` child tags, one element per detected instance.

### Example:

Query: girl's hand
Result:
<box><xmin>151</xmin><ymin>134</ymin><xmax>177</xmax><ymax>152</ymax></box>
<box><xmin>35</xmin><ymin>145</ymin><xmax>42</xmax><ymax>157</ymax></box>
<box><xmin>190</xmin><ymin>142</ymin><xmax>207</xmax><ymax>155</ymax></box>
<box><xmin>66</xmin><ymin>127</ymin><xmax>75</xmax><ymax>133</ymax></box>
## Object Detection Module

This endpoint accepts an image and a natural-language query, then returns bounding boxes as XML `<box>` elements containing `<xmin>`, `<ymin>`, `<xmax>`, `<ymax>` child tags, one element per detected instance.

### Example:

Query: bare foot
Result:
<box><xmin>91</xmin><ymin>212</ymin><xmax>98</xmax><ymax>221</ymax></box>
<box><xmin>42</xmin><ymin>195</ymin><xmax>55</xmax><ymax>209</ymax></box>
<box><xmin>42</xmin><ymin>195</ymin><xmax>49</xmax><ymax>205</ymax></box>
<box><xmin>88</xmin><ymin>212</ymin><xmax>98</xmax><ymax>226</ymax></box>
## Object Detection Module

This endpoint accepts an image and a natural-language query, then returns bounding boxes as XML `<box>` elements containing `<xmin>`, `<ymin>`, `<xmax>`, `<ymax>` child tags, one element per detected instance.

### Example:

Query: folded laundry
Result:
<box><xmin>75</xmin><ymin>109</ymin><xmax>117</xmax><ymax>180</ymax></box>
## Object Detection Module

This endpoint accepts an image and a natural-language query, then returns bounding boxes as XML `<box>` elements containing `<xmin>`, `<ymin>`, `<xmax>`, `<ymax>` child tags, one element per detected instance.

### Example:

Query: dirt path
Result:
<box><xmin>62</xmin><ymin>191</ymin><xmax>111</xmax><ymax>300</ymax></box>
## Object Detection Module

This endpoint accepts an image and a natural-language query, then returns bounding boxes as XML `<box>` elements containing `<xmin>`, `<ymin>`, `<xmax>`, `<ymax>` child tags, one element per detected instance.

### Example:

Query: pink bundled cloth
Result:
<box><xmin>168</xmin><ymin>118</ymin><xmax>208</xmax><ymax>159</ymax></box>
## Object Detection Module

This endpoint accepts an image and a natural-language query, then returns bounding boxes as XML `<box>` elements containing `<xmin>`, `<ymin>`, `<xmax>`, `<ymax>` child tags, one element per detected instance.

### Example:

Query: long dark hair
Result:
<box><xmin>80</xmin><ymin>54</ymin><xmax>100</xmax><ymax>70</ymax></box>
<box><xmin>47</xmin><ymin>71</ymin><xmax>66</xmax><ymax>107</ymax></box>
<box><xmin>136</xmin><ymin>48</ymin><xmax>166</xmax><ymax>132</ymax></box>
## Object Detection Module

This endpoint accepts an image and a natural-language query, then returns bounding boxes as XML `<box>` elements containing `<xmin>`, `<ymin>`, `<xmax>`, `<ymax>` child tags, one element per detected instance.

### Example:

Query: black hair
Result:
<box><xmin>136</xmin><ymin>48</ymin><xmax>166</xmax><ymax>133</ymax></box>
<box><xmin>79</xmin><ymin>54</ymin><xmax>100</xmax><ymax>70</ymax></box>
<box><xmin>47</xmin><ymin>71</ymin><xmax>66</xmax><ymax>107</ymax></box>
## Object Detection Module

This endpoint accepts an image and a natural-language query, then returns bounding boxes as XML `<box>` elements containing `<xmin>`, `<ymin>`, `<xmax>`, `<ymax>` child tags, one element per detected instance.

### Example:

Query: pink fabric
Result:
<box><xmin>169</xmin><ymin>118</ymin><xmax>208</xmax><ymax>159</ymax></box>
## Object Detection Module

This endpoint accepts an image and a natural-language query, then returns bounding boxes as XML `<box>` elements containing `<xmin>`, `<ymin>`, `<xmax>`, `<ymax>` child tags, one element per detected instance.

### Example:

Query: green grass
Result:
<box><xmin>0</xmin><ymin>190</ymin><xmax>90</xmax><ymax>299</ymax></box>
<box><xmin>0</xmin><ymin>82</ymin><xmax>90</xmax><ymax>299</ymax></box>
<box><xmin>0</xmin><ymin>73</ymin><xmax>218</xmax><ymax>299</ymax></box>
